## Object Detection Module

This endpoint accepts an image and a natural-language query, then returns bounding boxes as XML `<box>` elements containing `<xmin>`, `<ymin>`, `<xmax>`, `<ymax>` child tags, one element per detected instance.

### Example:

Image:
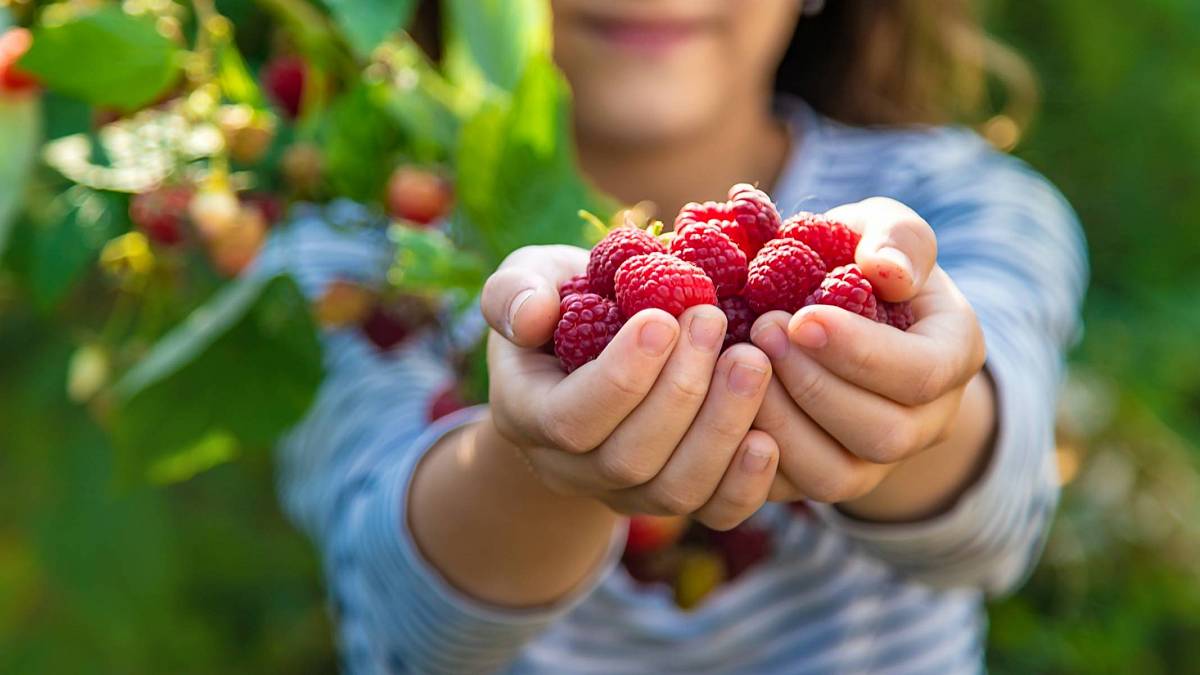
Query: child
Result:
<box><xmin>265</xmin><ymin>1</ymin><xmax>1087</xmax><ymax>672</ymax></box>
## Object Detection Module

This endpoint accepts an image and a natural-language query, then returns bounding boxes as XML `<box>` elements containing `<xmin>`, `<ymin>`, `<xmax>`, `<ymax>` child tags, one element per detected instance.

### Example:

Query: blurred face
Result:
<box><xmin>552</xmin><ymin>0</ymin><xmax>801</xmax><ymax>147</ymax></box>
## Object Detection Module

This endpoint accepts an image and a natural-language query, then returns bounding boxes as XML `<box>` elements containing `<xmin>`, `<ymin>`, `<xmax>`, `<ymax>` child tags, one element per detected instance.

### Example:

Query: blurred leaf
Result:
<box><xmin>112</xmin><ymin>273</ymin><xmax>322</xmax><ymax>483</ymax></box>
<box><xmin>23</xmin><ymin>188</ymin><xmax>124</xmax><ymax>310</ymax></box>
<box><xmin>325</xmin><ymin>0</ymin><xmax>415</xmax><ymax>59</ymax></box>
<box><xmin>146</xmin><ymin>431</ymin><xmax>238</xmax><ymax>485</ymax></box>
<box><xmin>444</xmin><ymin>0</ymin><xmax>550</xmax><ymax>92</ymax></box>
<box><xmin>320</xmin><ymin>84</ymin><xmax>404</xmax><ymax>201</ymax></box>
<box><xmin>19</xmin><ymin>6</ymin><xmax>182</xmax><ymax>111</ymax></box>
<box><xmin>217</xmin><ymin>43</ymin><xmax>266</xmax><ymax>108</ymax></box>
<box><xmin>0</xmin><ymin>95</ymin><xmax>40</xmax><ymax>257</ymax></box>
<box><xmin>455</xmin><ymin>55</ymin><xmax>607</xmax><ymax>264</ymax></box>
<box><xmin>387</xmin><ymin>224</ymin><xmax>487</xmax><ymax>296</ymax></box>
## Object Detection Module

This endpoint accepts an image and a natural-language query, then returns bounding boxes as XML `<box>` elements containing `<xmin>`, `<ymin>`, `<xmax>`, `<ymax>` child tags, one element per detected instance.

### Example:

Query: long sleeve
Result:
<box><xmin>256</xmin><ymin>203</ymin><xmax>622</xmax><ymax>674</ymax></box>
<box><xmin>811</xmin><ymin>144</ymin><xmax>1088</xmax><ymax>596</ymax></box>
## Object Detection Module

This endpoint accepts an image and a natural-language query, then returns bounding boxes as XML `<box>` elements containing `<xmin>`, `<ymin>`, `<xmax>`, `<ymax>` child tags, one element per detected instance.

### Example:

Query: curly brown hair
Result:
<box><xmin>776</xmin><ymin>0</ymin><xmax>1037</xmax><ymax>149</ymax></box>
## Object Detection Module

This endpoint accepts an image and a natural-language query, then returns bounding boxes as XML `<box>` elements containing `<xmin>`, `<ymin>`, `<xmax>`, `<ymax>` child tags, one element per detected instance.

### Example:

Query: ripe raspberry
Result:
<box><xmin>130</xmin><ymin>186</ymin><xmax>193</xmax><ymax>246</ymax></box>
<box><xmin>554</xmin><ymin>293</ymin><xmax>624</xmax><ymax>372</ymax></box>
<box><xmin>744</xmin><ymin>239</ymin><xmax>826</xmax><ymax>314</ymax></box>
<box><xmin>558</xmin><ymin>273</ymin><xmax>591</xmax><ymax>298</ymax></box>
<box><xmin>0</xmin><ymin>28</ymin><xmax>38</xmax><ymax>94</ymax></box>
<box><xmin>780</xmin><ymin>212</ymin><xmax>861</xmax><ymax>268</ymax></box>
<box><xmin>805</xmin><ymin>264</ymin><xmax>878</xmax><ymax>319</ymax></box>
<box><xmin>876</xmin><ymin>300</ymin><xmax>915</xmax><ymax>331</ymax></box>
<box><xmin>386</xmin><ymin>166</ymin><xmax>453</xmax><ymax>226</ymax></box>
<box><xmin>674</xmin><ymin>200</ymin><xmax>753</xmax><ymax>258</ymax></box>
<box><xmin>586</xmin><ymin>226</ymin><xmax>665</xmax><ymax>298</ymax></box>
<box><xmin>727</xmin><ymin>183</ymin><xmax>782</xmax><ymax>255</ymax></box>
<box><xmin>428</xmin><ymin>383</ymin><xmax>468</xmax><ymax>422</ymax></box>
<box><xmin>668</xmin><ymin>221</ymin><xmax>747</xmax><ymax>298</ymax></box>
<box><xmin>262</xmin><ymin>55</ymin><xmax>306</xmax><ymax>119</ymax></box>
<box><xmin>718</xmin><ymin>295</ymin><xmax>755</xmax><ymax>350</ymax></box>
<box><xmin>615</xmin><ymin>253</ymin><xmax>717</xmax><ymax>318</ymax></box>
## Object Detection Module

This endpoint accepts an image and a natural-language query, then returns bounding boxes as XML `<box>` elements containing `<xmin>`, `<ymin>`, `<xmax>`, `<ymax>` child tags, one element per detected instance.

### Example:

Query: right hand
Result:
<box><xmin>480</xmin><ymin>244</ymin><xmax>779</xmax><ymax>530</ymax></box>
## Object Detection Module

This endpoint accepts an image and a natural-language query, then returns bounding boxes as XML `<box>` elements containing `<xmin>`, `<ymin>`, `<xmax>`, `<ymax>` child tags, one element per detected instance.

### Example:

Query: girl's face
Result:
<box><xmin>552</xmin><ymin>0</ymin><xmax>801</xmax><ymax>147</ymax></box>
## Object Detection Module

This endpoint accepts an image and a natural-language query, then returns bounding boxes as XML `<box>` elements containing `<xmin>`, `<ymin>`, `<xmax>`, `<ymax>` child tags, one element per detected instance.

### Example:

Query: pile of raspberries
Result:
<box><xmin>553</xmin><ymin>184</ymin><xmax>913</xmax><ymax>372</ymax></box>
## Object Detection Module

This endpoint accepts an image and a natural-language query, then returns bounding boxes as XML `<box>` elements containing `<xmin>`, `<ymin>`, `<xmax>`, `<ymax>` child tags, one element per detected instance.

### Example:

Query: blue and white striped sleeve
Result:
<box><xmin>813</xmin><ymin>147</ymin><xmax>1088</xmax><ymax>596</ymax></box>
<box><xmin>255</xmin><ymin>203</ymin><xmax>619</xmax><ymax>674</ymax></box>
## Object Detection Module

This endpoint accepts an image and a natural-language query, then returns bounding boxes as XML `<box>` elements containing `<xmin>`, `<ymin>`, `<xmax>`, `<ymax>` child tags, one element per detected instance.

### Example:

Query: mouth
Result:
<box><xmin>577</xmin><ymin>12</ymin><xmax>714</xmax><ymax>54</ymax></box>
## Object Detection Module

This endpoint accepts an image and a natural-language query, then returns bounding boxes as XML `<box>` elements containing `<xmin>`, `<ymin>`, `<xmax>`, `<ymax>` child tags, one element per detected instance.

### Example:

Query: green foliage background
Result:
<box><xmin>1</xmin><ymin>1</ymin><xmax>1198</xmax><ymax>673</ymax></box>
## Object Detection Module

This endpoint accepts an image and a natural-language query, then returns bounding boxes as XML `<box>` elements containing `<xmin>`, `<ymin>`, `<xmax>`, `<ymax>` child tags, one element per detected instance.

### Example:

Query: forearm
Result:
<box><xmin>838</xmin><ymin>370</ymin><xmax>996</xmax><ymax>523</ymax></box>
<box><xmin>409</xmin><ymin>413</ymin><xmax>620</xmax><ymax>608</ymax></box>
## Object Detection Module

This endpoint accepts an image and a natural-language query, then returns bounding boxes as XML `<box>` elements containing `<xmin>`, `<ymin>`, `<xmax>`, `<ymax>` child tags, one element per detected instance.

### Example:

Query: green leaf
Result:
<box><xmin>112</xmin><ymin>273</ymin><xmax>322</xmax><ymax>483</ymax></box>
<box><xmin>19</xmin><ymin>6</ymin><xmax>182</xmax><ymax>111</ymax></box>
<box><xmin>0</xmin><ymin>95</ymin><xmax>40</xmax><ymax>257</ymax></box>
<box><xmin>387</xmin><ymin>224</ymin><xmax>487</xmax><ymax>297</ymax></box>
<box><xmin>216</xmin><ymin>43</ymin><xmax>265</xmax><ymax>108</ymax></box>
<box><xmin>445</xmin><ymin>0</ymin><xmax>550</xmax><ymax>92</ymax></box>
<box><xmin>325</xmin><ymin>0</ymin><xmax>415</xmax><ymax>59</ymax></box>
<box><xmin>320</xmin><ymin>84</ymin><xmax>404</xmax><ymax>201</ymax></box>
<box><xmin>455</xmin><ymin>55</ymin><xmax>610</xmax><ymax>264</ymax></box>
<box><xmin>25</xmin><ymin>188</ymin><xmax>124</xmax><ymax>309</ymax></box>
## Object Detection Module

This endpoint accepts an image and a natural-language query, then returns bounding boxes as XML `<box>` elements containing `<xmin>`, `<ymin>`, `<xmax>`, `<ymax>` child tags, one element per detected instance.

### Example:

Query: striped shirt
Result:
<box><xmin>258</xmin><ymin>99</ymin><xmax>1088</xmax><ymax>674</ymax></box>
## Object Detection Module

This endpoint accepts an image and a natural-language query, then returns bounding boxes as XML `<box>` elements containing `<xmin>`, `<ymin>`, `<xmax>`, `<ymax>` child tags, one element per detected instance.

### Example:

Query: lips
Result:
<box><xmin>580</xmin><ymin>14</ymin><xmax>712</xmax><ymax>54</ymax></box>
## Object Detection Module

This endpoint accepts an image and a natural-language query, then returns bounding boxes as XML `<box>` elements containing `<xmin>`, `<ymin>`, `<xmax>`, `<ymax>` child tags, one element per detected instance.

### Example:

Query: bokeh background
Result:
<box><xmin>2</xmin><ymin>1</ymin><xmax>1199</xmax><ymax>673</ymax></box>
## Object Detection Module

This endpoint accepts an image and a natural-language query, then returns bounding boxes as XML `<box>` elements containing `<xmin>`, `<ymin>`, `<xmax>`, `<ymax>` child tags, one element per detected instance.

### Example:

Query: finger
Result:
<box><xmin>825</xmin><ymin>197</ymin><xmax>937</xmax><ymax>301</ymax></box>
<box><xmin>585</xmin><ymin>305</ymin><xmax>728</xmax><ymax>489</ymax></box>
<box><xmin>754</xmin><ymin>319</ymin><xmax>966</xmax><ymax>464</ymax></box>
<box><xmin>771</xmin><ymin>269</ymin><xmax>985</xmax><ymax>405</ymax></box>
<box><xmin>754</xmin><ymin>378</ymin><xmax>891</xmax><ymax>503</ymax></box>
<box><xmin>481</xmin><ymin>245</ymin><xmax>589</xmax><ymax>347</ymax></box>
<box><xmin>489</xmin><ymin>309</ymin><xmax>679</xmax><ymax>453</ymax></box>
<box><xmin>620</xmin><ymin>344</ymin><xmax>771</xmax><ymax>513</ymax></box>
<box><xmin>693</xmin><ymin>430</ymin><xmax>779</xmax><ymax>530</ymax></box>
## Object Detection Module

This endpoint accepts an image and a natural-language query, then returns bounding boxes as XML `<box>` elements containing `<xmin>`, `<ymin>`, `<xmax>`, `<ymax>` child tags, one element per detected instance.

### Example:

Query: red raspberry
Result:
<box><xmin>780</xmin><ymin>212</ymin><xmax>861</xmax><ymax>268</ymax></box>
<box><xmin>558</xmin><ymin>273</ymin><xmax>591</xmax><ymax>298</ymax></box>
<box><xmin>263</xmin><ymin>56</ymin><xmax>306</xmax><ymax>119</ymax></box>
<box><xmin>428</xmin><ymin>383</ymin><xmax>468</xmax><ymax>421</ymax></box>
<box><xmin>554</xmin><ymin>293</ymin><xmax>624</xmax><ymax>372</ymax></box>
<box><xmin>744</xmin><ymin>239</ymin><xmax>826</xmax><ymax>314</ymax></box>
<box><xmin>718</xmin><ymin>295</ymin><xmax>755</xmax><ymax>350</ymax></box>
<box><xmin>876</xmin><ymin>300</ymin><xmax>915</xmax><ymax>331</ymax></box>
<box><xmin>0</xmin><ymin>28</ymin><xmax>38</xmax><ymax>94</ymax></box>
<box><xmin>727</xmin><ymin>184</ymin><xmax>782</xmax><ymax>255</ymax></box>
<box><xmin>805</xmin><ymin>264</ymin><xmax>878</xmax><ymax>319</ymax></box>
<box><xmin>586</xmin><ymin>227</ymin><xmax>665</xmax><ymax>298</ymax></box>
<box><xmin>130</xmin><ymin>186</ymin><xmax>193</xmax><ymax>246</ymax></box>
<box><xmin>675</xmin><ymin>200</ymin><xmax>753</xmax><ymax>258</ymax></box>
<box><xmin>615</xmin><ymin>252</ymin><xmax>717</xmax><ymax>318</ymax></box>
<box><xmin>668</xmin><ymin>221</ymin><xmax>747</xmax><ymax>298</ymax></box>
<box><xmin>386</xmin><ymin>166</ymin><xmax>453</xmax><ymax>226</ymax></box>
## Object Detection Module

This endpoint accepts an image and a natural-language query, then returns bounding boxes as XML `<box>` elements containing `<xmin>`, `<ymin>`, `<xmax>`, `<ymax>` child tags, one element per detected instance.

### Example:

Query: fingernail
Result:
<box><xmin>751</xmin><ymin>322</ymin><xmax>788</xmax><ymax>360</ymax></box>
<box><xmin>638</xmin><ymin>320</ymin><xmax>676</xmax><ymax>356</ymax></box>
<box><xmin>877</xmin><ymin>246</ymin><xmax>913</xmax><ymax>282</ymax></box>
<box><xmin>742</xmin><ymin>443</ymin><xmax>773</xmax><ymax>473</ymax></box>
<box><xmin>728</xmin><ymin>361</ymin><xmax>767</xmax><ymax>397</ymax></box>
<box><xmin>504</xmin><ymin>288</ymin><xmax>535</xmax><ymax>339</ymax></box>
<box><xmin>689</xmin><ymin>312</ymin><xmax>725</xmax><ymax>352</ymax></box>
<box><xmin>790</xmin><ymin>319</ymin><xmax>827</xmax><ymax>349</ymax></box>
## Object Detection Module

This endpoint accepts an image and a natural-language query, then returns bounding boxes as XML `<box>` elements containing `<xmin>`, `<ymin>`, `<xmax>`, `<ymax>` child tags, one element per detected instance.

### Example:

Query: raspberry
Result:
<box><xmin>263</xmin><ymin>55</ymin><xmax>306</xmax><ymax>119</ymax></box>
<box><xmin>0</xmin><ymin>28</ymin><xmax>38</xmax><ymax>94</ymax></box>
<box><xmin>876</xmin><ymin>300</ymin><xmax>915</xmax><ymax>331</ymax></box>
<box><xmin>780</xmin><ymin>212</ymin><xmax>861</xmax><ymax>268</ymax></box>
<box><xmin>558</xmin><ymin>273</ymin><xmax>591</xmax><ymax>298</ymax></box>
<box><xmin>805</xmin><ymin>264</ymin><xmax>878</xmax><ymax>319</ymax></box>
<box><xmin>428</xmin><ymin>383</ymin><xmax>468</xmax><ymax>421</ymax></box>
<box><xmin>675</xmin><ymin>200</ymin><xmax>753</xmax><ymax>258</ymax></box>
<box><xmin>668</xmin><ymin>221</ymin><xmax>747</xmax><ymax>298</ymax></box>
<box><xmin>615</xmin><ymin>253</ymin><xmax>717</xmax><ymax>318</ymax></box>
<box><xmin>727</xmin><ymin>183</ymin><xmax>782</xmax><ymax>255</ymax></box>
<box><xmin>718</xmin><ymin>295</ymin><xmax>755</xmax><ymax>350</ymax></box>
<box><xmin>130</xmin><ymin>186</ymin><xmax>193</xmax><ymax>246</ymax></box>
<box><xmin>386</xmin><ymin>166</ymin><xmax>453</xmax><ymax>226</ymax></box>
<box><xmin>554</xmin><ymin>293</ymin><xmax>624</xmax><ymax>372</ymax></box>
<box><xmin>744</xmin><ymin>239</ymin><xmax>826</xmax><ymax>314</ymax></box>
<box><xmin>586</xmin><ymin>226</ymin><xmax>665</xmax><ymax>298</ymax></box>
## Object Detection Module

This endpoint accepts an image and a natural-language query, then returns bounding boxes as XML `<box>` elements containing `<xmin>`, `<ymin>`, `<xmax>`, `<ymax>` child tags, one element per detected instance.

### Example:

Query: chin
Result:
<box><xmin>570</xmin><ymin>75</ymin><xmax>722</xmax><ymax>148</ymax></box>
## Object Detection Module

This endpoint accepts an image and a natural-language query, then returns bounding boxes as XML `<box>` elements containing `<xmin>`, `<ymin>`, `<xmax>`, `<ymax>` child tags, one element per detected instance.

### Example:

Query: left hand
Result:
<box><xmin>751</xmin><ymin>197</ymin><xmax>987</xmax><ymax>509</ymax></box>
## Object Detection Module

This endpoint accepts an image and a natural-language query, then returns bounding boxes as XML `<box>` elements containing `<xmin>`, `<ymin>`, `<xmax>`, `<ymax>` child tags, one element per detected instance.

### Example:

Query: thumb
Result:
<box><xmin>826</xmin><ymin>197</ymin><xmax>937</xmax><ymax>302</ymax></box>
<box><xmin>480</xmin><ymin>245</ymin><xmax>588</xmax><ymax>348</ymax></box>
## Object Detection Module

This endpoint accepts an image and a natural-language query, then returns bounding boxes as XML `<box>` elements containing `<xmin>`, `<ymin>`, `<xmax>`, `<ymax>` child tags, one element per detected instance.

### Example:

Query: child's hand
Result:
<box><xmin>749</xmin><ymin>198</ymin><xmax>988</xmax><ymax>509</ymax></box>
<box><xmin>480</xmin><ymin>245</ymin><xmax>778</xmax><ymax>530</ymax></box>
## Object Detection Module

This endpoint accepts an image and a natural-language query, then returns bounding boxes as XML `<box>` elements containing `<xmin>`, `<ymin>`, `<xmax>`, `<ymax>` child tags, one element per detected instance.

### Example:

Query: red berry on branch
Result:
<box><xmin>262</xmin><ymin>56</ymin><xmax>306</xmax><ymax>119</ymax></box>
<box><xmin>614</xmin><ymin>252</ymin><xmax>717</xmax><ymax>318</ymax></box>
<box><xmin>385</xmin><ymin>167</ymin><xmax>453</xmax><ymax>226</ymax></box>
<box><xmin>130</xmin><ymin>186</ymin><xmax>193</xmax><ymax>246</ymax></box>
<box><xmin>0</xmin><ymin>29</ymin><xmax>38</xmax><ymax>95</ymax></box>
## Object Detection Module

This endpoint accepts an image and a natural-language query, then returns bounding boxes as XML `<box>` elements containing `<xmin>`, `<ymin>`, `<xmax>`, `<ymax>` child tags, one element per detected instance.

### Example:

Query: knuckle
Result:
<box><xmin>539</xmin><ymin>413</ymin><xmax>593</xmax><ymax>454</ymax></box>
<box><xmin>706</xmin><ymin>414</ymin><xmax>749</xmax><ymax>444</ymax></box>
<box><xmin>595</xmin><ymin>451</ymin><xmax>655</xmax><ymax>488</ymax></box>
<box><xmin>601</xmin><ymin>364</ymin><xmax>650</xmax><ymax>399</ymax></box>
<box><xmin>649</xmin><ymin>485</ymin><xmax>704</xmax><ymax>516</ymax></box>
<box><xmin>912</xmin><ymin>361</ymin><xmax>950</xmax><ymax>405</ymax></box>
<box><xmin>664</xmin><ymin>372</ymin><xmax>711</xmax><ymax>405</ymax></box>
<box><xmin>785</xmin><ymin>368</ymin><xmax>825</xmax><ymax>407</ymax></box>
<box><xmin>864</xmin><ymin>417</ymin><xmax>918</xmax><ymax>463</ymax></box>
